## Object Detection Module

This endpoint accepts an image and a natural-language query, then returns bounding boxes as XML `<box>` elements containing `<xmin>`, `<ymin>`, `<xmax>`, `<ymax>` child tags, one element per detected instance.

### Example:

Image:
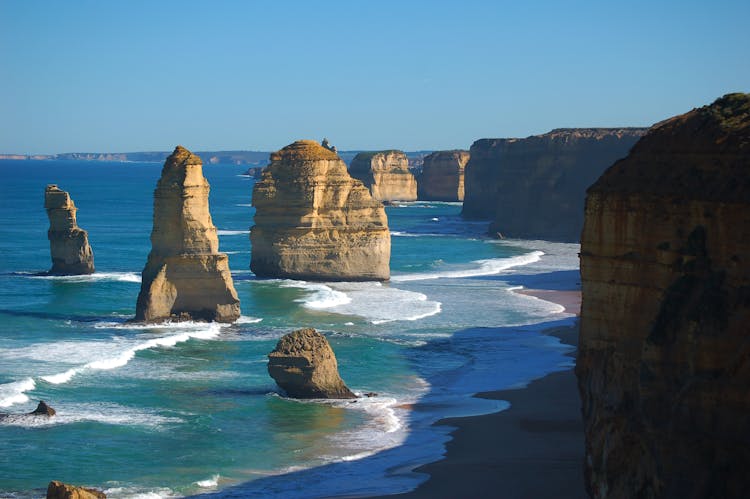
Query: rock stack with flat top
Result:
<box><xmin>250</xmin><ymin>140</ymin><xmax>390</xmax><ymax>281</ymax></box>
<box><xmin>417</xmin><ymin>150</ymin><xmax>470</xmax><ymax>201</ymax></box>
<box><xmin>44</xmin><ymin>185</ymin><xmax>95</xmax><ymax>275</ymax></box>
<box><xmin>578</xmin><ymin>93</ymin><xmax>750</xmax><ymax>498</ymax></box>
<box><xmin>349</xmin><ymin>150</ymin><xmax>418</xmax><ymax>202</ymax></box>
<box><xmin>268</xmin><ymin>328</ymin><xmax>356</xmax><ymax>399</ymax></box>
<box><xmin>134</xmin><ymin>146</ymin><xmax>240</xmax><ymax>323</ymax></box>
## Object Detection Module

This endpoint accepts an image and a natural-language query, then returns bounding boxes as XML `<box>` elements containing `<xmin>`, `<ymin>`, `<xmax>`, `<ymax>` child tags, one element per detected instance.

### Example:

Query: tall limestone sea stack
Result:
<box><xmin>250</xmin><ymin>140</ymin><xmax>390</xmax><ymax>281</ymax></box>
<box><xmin>44</xmin><ymin>185</ymin><xmax>95</xmax><ymax>275</ymax></box>
<box><xmin>417</xmin><ymin>150</ymin><xmax>469</xmax><ymax>201</ymax></box>
<box><xmin>349</xmin><ymin>150</ymin><xmax>417</xmax><ymax>202</ymax></box>
<box><xmin>578</xmin><ymin>94</ymin><xmax>750</xmax><ymax>498</ymax></box>
<box><xmin>134</xmin><ymin>146</ymin><xmax>240</xmax><ymax>323</ymax></box>
<box><xmin>462</xmin><ymin>128</ymin><xmax>646</xmax><ymax>241</ymax></box>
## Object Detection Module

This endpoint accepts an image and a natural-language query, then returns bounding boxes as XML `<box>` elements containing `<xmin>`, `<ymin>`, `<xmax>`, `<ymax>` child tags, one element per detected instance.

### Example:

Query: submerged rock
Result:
<box><xmin>417</xmin><ymin>150</ymin><xmax>470</xmax><ymax>201</ymax></box>
<box><xmin>462</xmin><ymin>128</ymin><xmax>646</xmax><ymax>242</ymax></box>
<box><xmin>349</xmin><ymin>150</ymin><xmax>418</xmax><ymax>202</ymax></box>
<box><xmin>47</xmin><ymin>481</ymin><xmax>106</xmax><ymax>499</ymax></box>
<box><xmin>134</xmin><ymin>146</ymin><xmax>240</xmax><ymax>323</ymax></box>
<box><xmin>268</xmin><ymin>328</ymin><xmax>356</xmax><ymax>399</ymax></box>
<box><xmin>578</xmin><ymin>93</ymin><xmax>750</xmax><ymax>498</ymax></box>
<box><xmin>29</xmin><ymin>400</ymin><xmax>56</xmax><ymax>416</ymax></box>
<box><xmin>44</xmin><ymin>185</ymin><xmax>95</xmax><ymax>275</ymax></box>
<box><xmin>250</xmin><ymin>140</ymin><xmax>390</xmax><ymax>281</ymax></box>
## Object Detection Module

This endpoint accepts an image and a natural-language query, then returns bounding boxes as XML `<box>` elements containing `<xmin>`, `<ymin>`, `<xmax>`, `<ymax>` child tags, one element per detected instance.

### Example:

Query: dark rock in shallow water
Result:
<box><xmin>46</xmin><ymin>480</ymin><xmax>106</xmax><ymax>499</ymax></box>
<box><xmin>268</xmin><ymin>328</ymin><xmax>356</xmax><ymax>399</ymax></box>
<box><xmin>578</xmin><ymin>93</ymin><xmax>750</xmax><ymax>498</ymax></box>
<box><xmin>45</xmin><ymin>185</ymin><xmax>95</xmax><ymax>275</ymax></box>
<box><xmin>29</xmin><ymin>400</ymin><xmax>56</xmax><ymax>416</ymax></box>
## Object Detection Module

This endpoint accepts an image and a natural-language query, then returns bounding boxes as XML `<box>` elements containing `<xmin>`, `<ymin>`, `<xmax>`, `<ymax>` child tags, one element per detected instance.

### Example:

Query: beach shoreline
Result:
<box><xmin>368</xmin><ymin>292</ymin><xmax>585</xmax><ymax>498</ymax></box>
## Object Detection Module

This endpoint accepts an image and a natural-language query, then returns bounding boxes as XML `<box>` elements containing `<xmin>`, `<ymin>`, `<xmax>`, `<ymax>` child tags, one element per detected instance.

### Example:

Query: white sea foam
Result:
<box><xmin>104</xmin><ymin>486</ymin><xmax>177</xmax><ymax>499</ymax></box>
<box><xmin>217</xmin><ymin>229</ymin><xmax>249</xmax><ymax>236</ymax></box>
<box><xmin>235</xmin><ymin>316</ymin><xmax>263</xmax><ymax>324</ymax></box>
<box><xmin>0</xmin><ymin>378</ymin><xmax>36</xmax><ymax>408</ymax></box>
<box><xmin>194</xmin><ymin>474</ymin><xmax>220</xmax><ymax>488</ymax></box>
<box><xmin>40</xmin><ymin>324</ymin><xmax>223</xmax><ymax>385</ymax></box>
<box><xmin>29</xmin><ymin>272</ymin><xmax>141</xmax><ymax>283</ymax></box>
<box><xmin>0</xmin><ymin>402</ymin><xmax>184</xmax><ymax>429</ymax></box>
<box><xmin>281</xmin><ymin>281</ymin><xmax>441</xmax><ymax>324</ymax></box>
<box><xmin>391</xmin><ymin>251</ymin><xmax>544</xmax><ymax>282</ymax></box>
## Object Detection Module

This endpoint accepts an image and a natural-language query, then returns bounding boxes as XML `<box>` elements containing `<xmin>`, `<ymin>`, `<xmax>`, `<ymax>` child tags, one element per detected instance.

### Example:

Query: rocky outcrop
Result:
<box><xmin>462</xmin><ymin>128</ymin><xmax>646</xmax><ymax>241</ymax></box>
<box><xmin>47</xmin><ymin>481</ymin><xmax>105</xmax><ymax>499</ymax></box>
<box><xmin>268</xmin><ymin>328</ymin><xmax>356</xmax><ymax>399</ymax></box>
<box><xmin>250</xmin><ymin>140</ymin><xmax>390</xmax><ymax>281</ymax></box>
<box><xmin>577</xmin><ymin>93</ymin><xmax>750</xmax><ymax>498</ymax></box>
<box><xmin>29</xmin><ymin>400</ymin><xmax>56</xmax><ymax>416</ymax></box>
<box><xmin>349</xmin><ymin>150</ymin><xmax>418</xmax><ymax>202</ymax></box>
<box><xmin>417</xmin><ymin>150</ymin><xmax>469</xmax><ymax>201</ymax></box>
<box><xmin>134</xmin><ymin>146</ymin><xmax>240</xmax><ymax>323</ymax></box>
<box><xmin>44</xmin><ymin>185</ymin><xmax>95</xmax><ymax>275</ymax></box>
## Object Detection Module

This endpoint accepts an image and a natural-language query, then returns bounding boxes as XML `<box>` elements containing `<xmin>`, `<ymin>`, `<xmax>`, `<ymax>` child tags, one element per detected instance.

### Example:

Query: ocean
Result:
<box><xmin>0</xmin><ymin>159</ymin><xmax>579</xmax><ymax>498</ymax></box>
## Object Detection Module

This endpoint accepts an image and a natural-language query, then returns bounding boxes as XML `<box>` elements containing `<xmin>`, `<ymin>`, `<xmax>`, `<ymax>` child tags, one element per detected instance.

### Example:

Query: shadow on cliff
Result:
<box><xmin>190</xmin><ymin>316</ymin><xmax>577</xmax><ymax>499</ymax></box>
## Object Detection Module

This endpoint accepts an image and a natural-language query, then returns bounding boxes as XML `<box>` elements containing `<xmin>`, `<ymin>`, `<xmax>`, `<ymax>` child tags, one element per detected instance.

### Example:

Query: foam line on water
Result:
<box><xmin>0</xmin><ymin>402</ymin><xmax>184</xmax><ymax>429</ymax></box>
<box><xmin>40</xmin><ymin>323</ymin><xmax>223</xmax><ymax>385</ymax></box>
<box><xmin>28</xmin><ymin>272</ymin><xmax>141</xmax><ymax>283</ymax></box>
<box><xmin>194</xmin><ymin>474</ymin><xmax>220</xmax><ymax>488</ymax></box>
<box><xmin>280</xmin><ymin>280</ymin><xmax>352</xmax><ymax>309</ymax></box>
<box><xmin>0</xmin><ymin>378</ymin><xmax>36</xmax><ymax>408</ymax></box>
<box><xmin>217</xmin><ymin>229</ymin><xmax>249</xmax><ymax>235</ymax></box>
<box><xmin>391</xmin><ymin>250</ymin><xmax>544</xmax><ymax>282</ymax></box>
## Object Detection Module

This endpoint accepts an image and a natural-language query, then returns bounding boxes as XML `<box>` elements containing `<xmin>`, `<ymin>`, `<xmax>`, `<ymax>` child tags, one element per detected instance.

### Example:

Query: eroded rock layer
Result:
<box><xmin>349</xmin><ymin>150</ymin><xmax>417</xmax><ymax>202</ymax></box>
<box><xmin>45</xmin><ymin>185</ymin><xmax>95</xmax><ymax>275</ymax></box>
<box><xmin>250</xmin><ymin>140</ymin><xmax>390</xmax><ymax>281</ymax></box>
<box><xmin>268</xmin><ymin>328</ymin><xmax>356</xmax><ymax>399</ymax></box>
<box><xmin>578</xmin><ymin>93</ymin><xmax>750</xmax><ymax>498</ymax></box>
<box><xmin>417</xmin><ymin>150</ymin><xmax>469</xmax><ymax>201</ymax></box>
<box><xmin>135</xmin><ymin>146</ymin><xmax>240</xmax><ymax>323</ymax></box>
<box><xmin>462</xmin><ymin>128</ymin><xmax>646</xmax><ymax>241</ymax></box>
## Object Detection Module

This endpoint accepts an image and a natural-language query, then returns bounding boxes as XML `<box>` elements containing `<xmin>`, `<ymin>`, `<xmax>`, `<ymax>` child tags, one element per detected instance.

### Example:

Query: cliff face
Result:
<box><xmin>250</xmin><ymin>140</ymin><xmax>390</xmax><ymax>281</ymax></box>
<box><xmin>578</xmin><ymin>94</ymin><xmax>750</xmax><ymax>498</ymax></box>
<box><xmin>462</xmin><ymin>128</ymin><xmax>646</xmax><ymax>241</ymax></box>
<box><xmin>417</xmin><ymin>150</ymin><xmax>469</xmax><ymax>201</ymax></box>
<box><xmin>135</xmin><ymin>146</ymin><xmax>240</xmax><ymax>323</ymax></box>
<box><xmin>349</xmin><ymin>150</ymin><xmax>418</xmax><ymax>202</ymax></box>
<box><xmin>44</xmin><ymin>185</ymin><xmax>95</xmax><ymax>275</ymax></box>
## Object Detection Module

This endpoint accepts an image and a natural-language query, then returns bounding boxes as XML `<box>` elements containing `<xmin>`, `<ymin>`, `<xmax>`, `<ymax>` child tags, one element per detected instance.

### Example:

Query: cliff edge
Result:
<box><xmin>578</xmin><ymin>93</ymin><xmax>750</xmax><ymax>498</ymax></box>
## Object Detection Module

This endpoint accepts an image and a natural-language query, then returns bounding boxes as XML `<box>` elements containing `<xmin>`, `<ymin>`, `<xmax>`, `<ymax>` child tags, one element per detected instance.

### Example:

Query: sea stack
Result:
<box><xmin>134</xmin><ymin>146</ymin><xmax>240</xmax><ymax>323</ymax></box>
<box><xmin>268</xmin><ymin>328</ymin><xmax>356</xmax><ymax>399</ymax></box>
<box><xmin>46</xmin><ymin>481</ymin><xmax>106</xmax><ymax>499</ymax></box>
<box><xmin>349</xmin><ymin>150</ymin><xmax>418</xmax><ymax>202</ymax></box>
<box><xmin>417</xmin><ymin>150</ymin><xmax>470</xmax><ymax>201</ymax></box>
<box><xmin>462</xmin><ymin>128</ymin><xmax>646</xmax><ymax>241</ymax></box>
<box><xmin>44</xmin><ymin>185</ymin><xmax>95</xmax><ymax>275</ymax></box>
<box><xmin>578</xmin><ymin>94</ymin><xmax>750</xmax><ymax>497</ymax></box>
<box><xmin>250</xmin><ymin>140</ymin><xmax>390</xmax><ymax>281</ymax></box>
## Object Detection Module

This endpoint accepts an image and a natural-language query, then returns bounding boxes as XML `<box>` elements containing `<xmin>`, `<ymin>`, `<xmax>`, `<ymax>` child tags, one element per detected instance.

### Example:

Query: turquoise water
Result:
<box><xmin>0</xmin><ymin>160</ymin><xmax>579</xmax><ymax>498</ymax></box>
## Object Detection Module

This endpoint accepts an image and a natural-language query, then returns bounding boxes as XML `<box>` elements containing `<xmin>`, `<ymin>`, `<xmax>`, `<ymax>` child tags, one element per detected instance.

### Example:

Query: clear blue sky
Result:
<box><xmin>1</xmin><ymin>0</ymin><xmax>748</xmax><ymax>154</ymax></box>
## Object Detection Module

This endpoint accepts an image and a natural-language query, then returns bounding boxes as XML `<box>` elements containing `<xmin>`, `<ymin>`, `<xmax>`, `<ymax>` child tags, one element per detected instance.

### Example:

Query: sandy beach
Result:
<box><xmin>373</xmin><ymin>291</ymin><xmax>585</xmax><ymax>499</ymax></box>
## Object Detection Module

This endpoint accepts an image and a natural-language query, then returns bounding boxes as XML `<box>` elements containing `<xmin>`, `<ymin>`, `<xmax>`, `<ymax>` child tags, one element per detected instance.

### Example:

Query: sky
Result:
<box><xmin>1</xmin><ymin>0</ymin><xmax>748</xmax><ymax>154</ymax></box>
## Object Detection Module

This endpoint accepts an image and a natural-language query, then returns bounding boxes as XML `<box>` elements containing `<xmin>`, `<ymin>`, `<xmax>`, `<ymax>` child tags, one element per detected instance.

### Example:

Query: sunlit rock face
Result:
<box><xmin>250</xmin><ymin>140</ymin><xmax>390</xmax><ymax>281</ymax></box>
<box><xmin>135</xmin><ymin>146</ymin><xmax>240</xmax><ymax>323</ymax></box>
<box><xmin>417</xmin><ymin>150</ymin><xmax>469</xmax><ymax>202</ymax></box>
<box><xmin>578</xmin><ymin>94</ymin><xmax>750</xmax><ymax>498</ymax></box>
<box><xmin>349</xmin><ymin>150</ymin><xmax>417</xmax><ymax>202</ymax></box>
<box><xmin>45</xmin><ymin>185</ymin><xmax>95</xmax><ymax>275</ymax></box>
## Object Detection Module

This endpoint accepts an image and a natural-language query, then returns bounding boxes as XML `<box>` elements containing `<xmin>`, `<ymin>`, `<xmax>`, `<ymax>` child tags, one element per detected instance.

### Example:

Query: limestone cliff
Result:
<box><xmin>417</xmin><ymin>150</ymin><xmax>469</xmax><ymax>201</ymax></box>
<box><xmin>462</xmin><ymin>128</ymin><xmax>646</xmax><ymax>241</ymax></box>
<box><xmin>578</xmin><ymin>93</ymin><xmax>750</xmax><ymax>498</ymax></box>
<box><xmin>268</xmin><ymin>328</ymin><xmax>356</xmax><ymax>399</ymax></box>
<box><xmin>349</xmin><ymin>150</ymin><xmax>417</xmax><ymax>202</ymax></box>
<box><xmin>250</xmin><ymin>140</ymin><xmax>390</xmax><ymax>281</ymax></box>
<box><xmin>44</xmin><ymin>185</ymin><xmax>95</xmax><ymax>275</ymax></box>
<box><xmin>134</xmin><ymin>146</ymin><xmax>240</xmax><ymax>323</ymax></box>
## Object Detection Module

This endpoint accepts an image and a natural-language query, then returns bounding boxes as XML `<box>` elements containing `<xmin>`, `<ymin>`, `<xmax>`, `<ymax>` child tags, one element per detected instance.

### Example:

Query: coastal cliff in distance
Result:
<box><xmin>417</xmin><ymin>150</ymin><xmax>469</xmax><ymax>201</ymax></box>
<box><xmin>578</xmin><ymin>94</ymin><xmax>750</xmax><ymax>498</ymax></box>
<box><xmin>250</xmin><ymin>140</ymin><xmax>390</xmax><ymax>281</ymax></box>
<box><xmin>44</xmin><ymin>185</ymin><xmax>95</xmax><ymax>275</ymax></box>
<box><xmin>462</xmin><ymin>128</ymin><xmax>646</xmax><ymax>241</ymax></box>
<box><xmin>349</xmin><ymin>150</ymin><xmax>418</xmax><ymax>202</ymax></box>
<box><xmin>135</xmin><ymin>146</ymin><xmax>240</xmax><ymax>323</ymax></box>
